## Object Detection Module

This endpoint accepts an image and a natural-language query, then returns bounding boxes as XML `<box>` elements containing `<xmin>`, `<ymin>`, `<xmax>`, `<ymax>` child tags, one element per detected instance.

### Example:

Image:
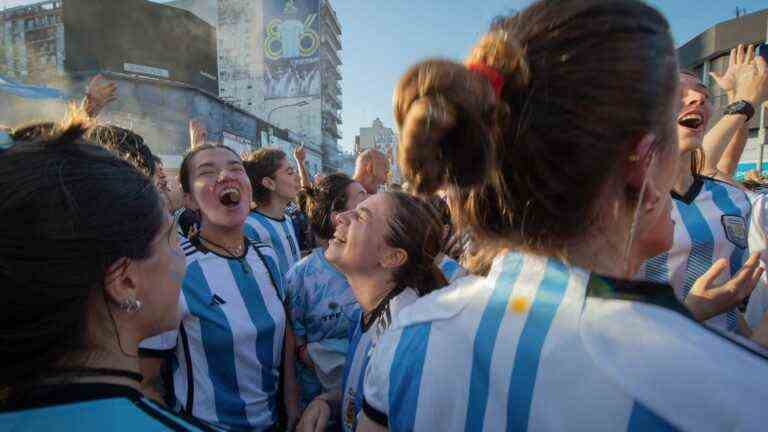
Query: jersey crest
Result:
<box><xmin>721</xmin><ymin>215</ymin><xmax>747</xmax><ymax>249</ymax></box>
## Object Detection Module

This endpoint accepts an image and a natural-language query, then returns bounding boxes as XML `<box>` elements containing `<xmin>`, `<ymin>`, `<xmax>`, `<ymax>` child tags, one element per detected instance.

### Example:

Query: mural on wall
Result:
<box><xmin>263</xmin><ymin>0</ymin><xmax>320</xmax><ymax>99</ymax></box>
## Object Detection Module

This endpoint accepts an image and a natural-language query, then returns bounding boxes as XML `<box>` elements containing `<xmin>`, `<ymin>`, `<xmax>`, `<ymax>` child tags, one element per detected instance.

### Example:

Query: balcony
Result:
<box><xmin>321</xmin><ymin>39</ymin><xmax>341</xmax><ymax>65</ymax></box>
<box><xmin>323</xmin><ymin>59</ymin><xmax>341</xmax><ymax>81</ymax></box>
<box><xmin>323</xmin><ymin>106</ymin><xmax>342</xmax><ymax>124</ymax></box>
<box><xmin>320</xmin><ymin>1</ymin><xmax>342</xmax><ymax>36</ymax></box>
<box><xmin>321</xmin><ymin>29</ymin><xmax>341</xmax><ymax>51</ymax></box>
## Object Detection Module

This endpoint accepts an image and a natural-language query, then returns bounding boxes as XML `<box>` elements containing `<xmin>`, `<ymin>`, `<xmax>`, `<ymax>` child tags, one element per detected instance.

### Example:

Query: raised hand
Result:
<box><xmin>189</xmin><ymin>119</ymin><xmax>207</xmax><ymax>150</ymax></box>
<box><xmin>294</xmin><ymin>145</ymin><xmax>306</xmax><ymax>164</ymax></box>
<box><xmin>733</xmin><ymin>55</ymin><xmax>768</xmax><ymax>108</ymax></box>
<box><xmin>685</xmin><ymin>253</ymin><xmax>763</xmax><ymax>322</ymax></box>
<box><xmin>82</xmin><ymin>74</ymin><xmax>117</xmax><ymax>118</ymax></box>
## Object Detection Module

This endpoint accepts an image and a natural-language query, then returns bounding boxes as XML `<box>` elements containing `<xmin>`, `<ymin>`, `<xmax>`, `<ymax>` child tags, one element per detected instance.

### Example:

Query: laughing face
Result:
<box><xmin>185</xmin><ymin>147</ymin><xmax>253</xmax><ymax>229</ymax></box>
<box><xmin>677</xmin><ymin>72</ymin><xmax>711</xmax><ymax>154</ymax></box>
<box><xmin>325</xmin><ymin>193</ymin><xmax>392</xmax><ymax>276</ymax></box>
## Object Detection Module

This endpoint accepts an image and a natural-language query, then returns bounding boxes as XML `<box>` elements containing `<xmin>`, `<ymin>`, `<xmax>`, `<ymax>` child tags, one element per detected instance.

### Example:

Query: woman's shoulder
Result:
<box><xmin>0</xmin><ymin>387</ymin><xmax>218</xmax><ymax>432</ymax></box>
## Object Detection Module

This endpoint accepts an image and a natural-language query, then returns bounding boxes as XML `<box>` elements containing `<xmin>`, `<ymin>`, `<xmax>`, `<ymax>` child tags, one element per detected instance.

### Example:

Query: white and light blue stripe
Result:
<box><xmin>364</xmin><ymin>251</ymin><xmax>717</xmax><ymax>431</ymax></box>
<box><xmin>641</xmin><ymin>176</ymin><xmax>751</xmax><ymax>331</ymax></box>
<box><xmin>245</xmin><ymin>211</ymin><xmax>300</xmax><ymax>276</ymax></box>
<box><xmin>142</xmin><ymin>239</ymin><xmax>286</xmax><ymax>431</ymax></box>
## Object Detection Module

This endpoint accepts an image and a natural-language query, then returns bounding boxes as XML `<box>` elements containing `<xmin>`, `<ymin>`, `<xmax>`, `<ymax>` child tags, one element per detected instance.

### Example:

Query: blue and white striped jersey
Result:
<box><xmin>363</xmin><ymin>250</ymin><xmax>768</xmax><ymax>432</ymax></box>
<box><xmin>245</xmin><ymin>210</ymin><xmax>300</xmax><ymax>276</ymax></box>
<box><xmin>285</xmin><ymin>247</ymin><xmax>360</xmax><ymax>407</ymax></box>
<box><xmin>640</xmin><ymin>175</ymin><xmax>751</xmax><ymax>331</ymax></box>
<box><xmin>747</xmin><ymin>191</ymin><xmax>768</xmax><ymax>329</ymax></box>
<box><xmin>0</xmin><ymin>384</ymin><xmax>217</xmax><ymax>432</ymax></box>
<box><xmin>438</xmin><ymin>255</ymin><xmax>468</xmax><ymax>283</ymax></box>
<box><xmin>140</xmin><ymin>236</ymin><xmax>286</xmax><ymax>432</ymax></box>
<box><xmin>341</xmin><ymin>289</ymin><xmax>418</xmax><ymax>432</ymax></box>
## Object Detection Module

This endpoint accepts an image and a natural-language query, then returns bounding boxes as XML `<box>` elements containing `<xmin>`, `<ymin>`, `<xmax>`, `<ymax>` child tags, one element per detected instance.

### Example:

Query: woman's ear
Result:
<box><xmin>262</xmin><ymin>176</ymin><xmax>277</xmax><ymax>192</ymax></box>
<box><xmin>380</xmin><ymin>248</ymin><xmax>407</xmax><ymax>270</ymax></box>
<box><xmin>103</xmin><ymin>258</ymin><xmax>139</xmax><ymax>307</ymax></box>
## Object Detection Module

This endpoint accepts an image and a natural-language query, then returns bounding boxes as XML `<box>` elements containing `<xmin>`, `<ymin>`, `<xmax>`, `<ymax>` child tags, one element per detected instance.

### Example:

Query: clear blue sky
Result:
<box><xmin>4</xmin><ymin>0</ymin><xmax>766</xmax><ymax>151</ymax></box>
<box><xmin>332</xmin><ymin>0</ymin><xmax>768</xmax><ymax>151</ymax></box>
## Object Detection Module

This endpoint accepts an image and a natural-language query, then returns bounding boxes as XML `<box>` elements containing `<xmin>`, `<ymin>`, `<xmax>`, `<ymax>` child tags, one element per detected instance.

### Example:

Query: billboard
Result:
<box><xmin>63</xmin><ymin>0</ymin><xmax>219</xmax><ymax>94</ymax></box>
<box><xmin>263</xmin><ymin>0</ymin><xmax>320</xmax><ymax>99</ymax></box>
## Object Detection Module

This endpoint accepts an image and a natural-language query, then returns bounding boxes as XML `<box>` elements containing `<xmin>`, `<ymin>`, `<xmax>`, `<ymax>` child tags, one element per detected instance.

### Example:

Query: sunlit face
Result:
<box><xmin>186</xmin><ymin>147</ymin><xmax>252</xmax><ymax>229</ymax></box>
<box><xmin>270</xmin><ymin>157</ymin><xmax>300</xmax><ymax>201</ymax></box>
<box><xmin>677</xmin><ymin>73</ymin><xmax>712</xmax><ymax>154</ymax></box>
<box><xmin>326</xmin><ymin>193</ymin><xmax>392</xmax><ymax>276</ymax></box>
<box><xmin>132</xmin><ymin>212</ymin><xmax>186</xmax><ymax>336</ymax></box>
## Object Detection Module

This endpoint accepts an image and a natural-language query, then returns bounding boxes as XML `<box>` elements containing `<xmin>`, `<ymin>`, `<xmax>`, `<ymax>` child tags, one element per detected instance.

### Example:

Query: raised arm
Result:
<box><xmin>81</xmin><ymin>74</ymin><xmax>117</xmax><ymax>118</ymax></box>
<box><xmin>704</xmin><ymin>45</ymin><xmax>768</xmax><ymax>178</ymax></box>
<box><xmin>293</xmin><ymin>145</ymin><xmax>311</xmax><ymax>190</ymax></box>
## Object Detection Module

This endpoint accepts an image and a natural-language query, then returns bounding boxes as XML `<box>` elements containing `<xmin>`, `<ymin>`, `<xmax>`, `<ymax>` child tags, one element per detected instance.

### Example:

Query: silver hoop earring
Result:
<box><xmin>120</xmin><ymin>298</ymin><xmax>142</xmax><ymax>314</ymax></box>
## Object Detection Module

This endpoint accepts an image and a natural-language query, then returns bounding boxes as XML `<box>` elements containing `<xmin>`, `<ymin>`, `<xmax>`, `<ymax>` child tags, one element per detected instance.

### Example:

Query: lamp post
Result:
<box><xmin>267</xmin><ymin>101</ymin><xmax>309</xmax><ymax>148</ymax></box>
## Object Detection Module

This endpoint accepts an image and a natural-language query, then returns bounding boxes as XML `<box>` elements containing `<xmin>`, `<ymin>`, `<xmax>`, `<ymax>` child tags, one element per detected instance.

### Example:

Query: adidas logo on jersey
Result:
<box><xmin>209</xmin><ymin>294</ymin><xmax>226</xmax><ymax>307</ymax></box>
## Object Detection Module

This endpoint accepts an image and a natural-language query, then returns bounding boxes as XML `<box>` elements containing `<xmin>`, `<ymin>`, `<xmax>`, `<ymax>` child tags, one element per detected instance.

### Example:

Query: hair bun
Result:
<box><xmin>467</xmin><ymin>29</ymin><xmax>530</xmax><ymax>91</ymax></box>
<box><xmin>399</xmin><ymin>96</ymin><xmax>457</xmax><ymax>195</ymax></box>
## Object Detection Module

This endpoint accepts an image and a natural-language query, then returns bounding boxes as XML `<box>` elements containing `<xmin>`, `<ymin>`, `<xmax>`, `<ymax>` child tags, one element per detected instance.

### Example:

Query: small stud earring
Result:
<box><xmin>628</xmin><ymin>154</ymin><xmax>639</xmax><ymax>162</ymax></box>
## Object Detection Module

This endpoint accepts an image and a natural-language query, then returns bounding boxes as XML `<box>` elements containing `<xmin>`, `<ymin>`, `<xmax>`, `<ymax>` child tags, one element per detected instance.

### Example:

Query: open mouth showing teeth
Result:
<box><xmin>219</xmin><ymin>188</ymin><xmax>241</xmax><ymax>207</ymax></box>
<box><xmin>678</xmin><ymin>113</ymin><xmax>703</xmax><ymax>130</ymax></box>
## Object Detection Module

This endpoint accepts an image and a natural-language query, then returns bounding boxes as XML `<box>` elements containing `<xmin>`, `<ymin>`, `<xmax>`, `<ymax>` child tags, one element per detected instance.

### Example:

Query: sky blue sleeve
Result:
<box><xmin>285</xmin><ymin>263</ymin><xmax>308</xmax><ymax>343</ymax></box>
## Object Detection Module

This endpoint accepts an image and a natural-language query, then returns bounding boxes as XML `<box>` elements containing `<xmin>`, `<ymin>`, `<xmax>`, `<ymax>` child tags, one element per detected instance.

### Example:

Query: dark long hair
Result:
<box><xmin>384</xmin><ymin>192</ymin><xmax>448</xmax><ymax>296</ymax></box>
<box><xmin>304</xmin><ymin>173</ymin><xmax>355</xmax><ymax>241</ymax></box>
<box><xmin>0</xmin><ymin>116</ymin><xmax>164</xmax><ymax>397</ymax></box>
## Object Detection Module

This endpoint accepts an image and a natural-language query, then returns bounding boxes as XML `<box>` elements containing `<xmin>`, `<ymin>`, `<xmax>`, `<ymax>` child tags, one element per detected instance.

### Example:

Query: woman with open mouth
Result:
<box><xmin>139</xmin><ymin>144</ymin><xmax>299</xmax><ymax>432</ymax></box>
<box><xmin>296</xmin><ymin>192</ymin><xmax>447</xmax><ymax>432</ymax></box>
<box><xmin>638</xmin><ymin>65</ymin><xmax>768</xmax><ymax>332</ymax></box>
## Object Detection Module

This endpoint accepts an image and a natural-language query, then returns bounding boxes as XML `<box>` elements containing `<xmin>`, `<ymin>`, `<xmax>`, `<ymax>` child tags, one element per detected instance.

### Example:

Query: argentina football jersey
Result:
<box><xmin>340</xmin><ymin>289</ymin><xmax>419</xmax><ymax>432</ymax></box>
<box><xmin>245</xmin><ymin>210</ymin><xmax>301</xmax><ymax>275</ymax></box>
<box><xmin>640</xmin><ymin>175</ymin><xmax>751</xmax><ymax>331</ymax></box>
<box><xmin>285</xmin><ymin>247</ymin><xmax>360</xmax><ymax>407</ymax></box>
<box><xmin>362</xmin><ymin>250</ymin><xmax>768</xmax><ymax>432</ymax></box>
<box><xmin>140</xmin><ymin>236</ymin><xmax>286</xmax><ymax>431</ymax></box>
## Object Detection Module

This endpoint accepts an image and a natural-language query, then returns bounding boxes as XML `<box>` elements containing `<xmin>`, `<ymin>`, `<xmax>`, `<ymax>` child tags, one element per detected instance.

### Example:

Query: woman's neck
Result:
<box><xmin>199</xmin><ymin>221</ymin><xmax>243</xmax><ymax>249</ymax></box>
<box><xmin>347</xmin><ymin>274</ymin><xmax>394</xmax><ymax>314</ymax></box>
<box><xmin>566</xmin><ymin>226</ymin><xmax>630</xmax><ymax>279</ymax></box>
<box><xmin>259</xmin><ymin>197</ymin><xmax>289</xmax><ymax>219</ymax></box>
<box><xmin>673</xmin><ymin>152</ymin><xmax>695</xmax><ymax>196</ymax></box>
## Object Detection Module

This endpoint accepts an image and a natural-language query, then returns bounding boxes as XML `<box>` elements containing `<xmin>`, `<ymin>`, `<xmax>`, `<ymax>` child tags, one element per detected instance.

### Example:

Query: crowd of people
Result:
<box><xmin>3</xmin><ymin>0</ymin><xmax>768</xmax><ymax>431</ymax></box>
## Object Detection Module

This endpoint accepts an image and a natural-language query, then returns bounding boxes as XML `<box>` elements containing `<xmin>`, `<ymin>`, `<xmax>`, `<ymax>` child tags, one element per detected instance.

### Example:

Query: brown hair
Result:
<box><xmin>384</xmin><ymin>192</ymin><xmax>448</xmax><ymax>296</ymax></box>
<box><xmin>243</xmin><ymin>148</ymin><xmax>287</xmax><ymax>206</ymax></box>
<box><xmin>178</xmin><ymin>144</ymin><xmax>240</xmax><ymax>193</ymax></box>
<box><xmin>304</xmin><ymin>173</ymin><xmax>355</xmax><ymax>241</ymax></box>
<box><xmin>394</xmin><ymin>0</ymin><xmax>677</xmax><ymax>268</ymax></box>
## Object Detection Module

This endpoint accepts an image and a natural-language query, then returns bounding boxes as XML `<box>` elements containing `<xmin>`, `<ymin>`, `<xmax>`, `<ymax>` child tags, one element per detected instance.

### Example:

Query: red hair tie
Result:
<box><xmin>466</xmin><ymin>62</ymin><xmax>504</xmax><ymax>97</ymax></box>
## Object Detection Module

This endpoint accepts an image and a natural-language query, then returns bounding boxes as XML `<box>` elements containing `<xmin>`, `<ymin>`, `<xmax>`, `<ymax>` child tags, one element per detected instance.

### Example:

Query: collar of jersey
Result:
<box><xmin>586</xmin><ymin>274</ymin><xmax>692</xmax><ymax>318</ymax></box>
<box><xmin>671</xmin><ymin>175</ymin><xmax>704</xmax><ymax>204</ymax></box>
<box><xmin>4</xmin><ymin>383</ymin><xmax>142</xmax><ymax>411</ymax></box>
<box><xmin>251</xmin><ymin>209</ymin><xmax>286</xmax><ymax>222</ymax></box>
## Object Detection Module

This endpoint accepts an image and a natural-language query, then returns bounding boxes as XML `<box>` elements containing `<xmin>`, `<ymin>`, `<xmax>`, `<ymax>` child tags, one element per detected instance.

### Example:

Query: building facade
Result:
<box><xmin>216</xmin><ymin>0</ymin><xmax>342</xmax><ymax>173</ymax></box>
<box><xmin>0</xmin><ymin>0</ymin><xmax>322</xmax><ymax>177</ymax></box>
<box><xmin>355</xmin><ymin>117</ymin><xmax>401</xmax><ymax>184</ymax></box>
<box><xmin>0</xmin><ymin>1</ymin><xmax>64</xmax><ymax>82</ymax></box>
<box><xmin>677</xmin><ymin>8</ymin><xmax>768</xmax><ymax>178</ymax></box>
